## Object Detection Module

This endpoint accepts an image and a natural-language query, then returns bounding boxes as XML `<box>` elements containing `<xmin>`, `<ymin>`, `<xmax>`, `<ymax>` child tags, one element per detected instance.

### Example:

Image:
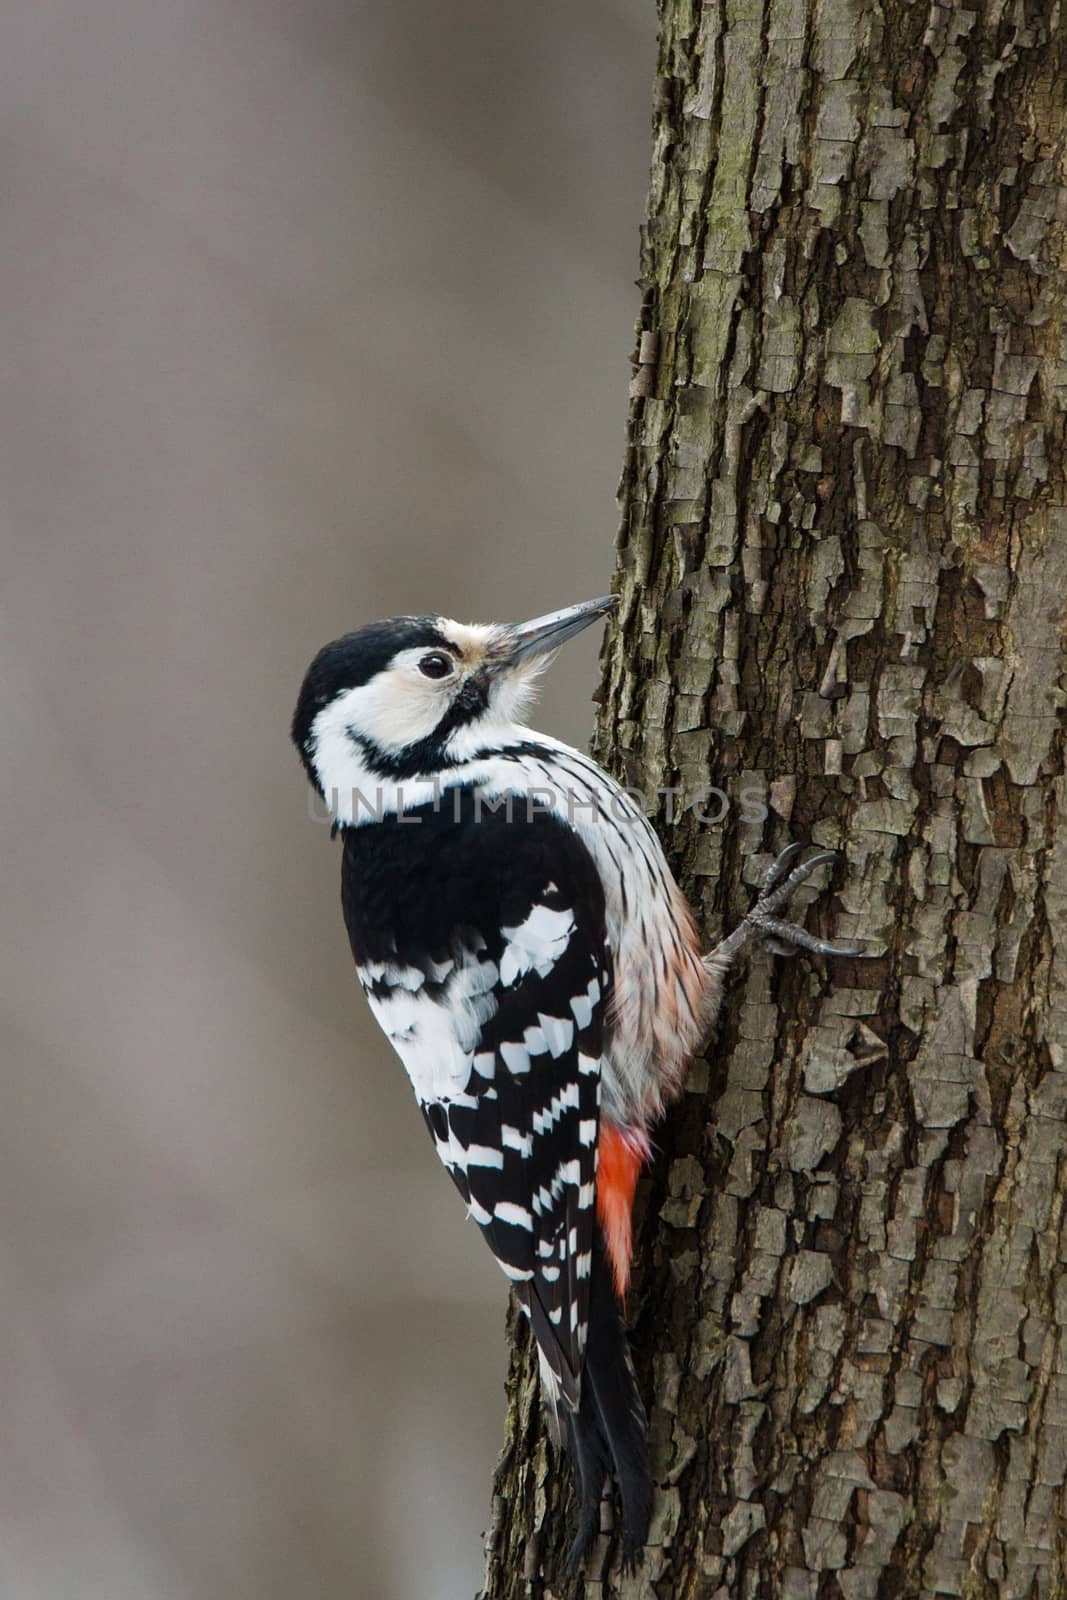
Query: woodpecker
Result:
<box><xmin>291</xmin><ymin>595</ymin><xmax>862</xmax><ymax>1565</ymax></box>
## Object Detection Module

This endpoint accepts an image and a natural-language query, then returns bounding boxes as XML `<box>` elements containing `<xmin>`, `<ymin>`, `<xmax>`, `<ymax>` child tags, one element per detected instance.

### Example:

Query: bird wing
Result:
<box><xmin>350</xmin><ymin>803</ymin><xmax>610</xmax><ymax>1420</ymax></box>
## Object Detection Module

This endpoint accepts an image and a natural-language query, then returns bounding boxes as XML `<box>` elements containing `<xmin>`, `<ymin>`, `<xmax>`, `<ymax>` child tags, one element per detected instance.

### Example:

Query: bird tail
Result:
<box><xmin>566</xmin><ymin>1230</ymin><xmax>651</xmax><ymax>1567</ymax></box>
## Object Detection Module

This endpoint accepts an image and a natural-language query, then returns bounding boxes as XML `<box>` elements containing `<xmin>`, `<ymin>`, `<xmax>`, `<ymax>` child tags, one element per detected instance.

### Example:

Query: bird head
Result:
<box><xmin>292</xmin><ymin>595</ymin><xmax>619</xmax><ymax>804</ymax></box>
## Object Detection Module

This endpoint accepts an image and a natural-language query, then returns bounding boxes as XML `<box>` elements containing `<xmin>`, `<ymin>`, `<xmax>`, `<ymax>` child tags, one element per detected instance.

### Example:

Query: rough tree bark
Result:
<box><xmin>480</xmin><ymin>3</ymin><xmax>1067</xmax><ymax>1597</ymax></box>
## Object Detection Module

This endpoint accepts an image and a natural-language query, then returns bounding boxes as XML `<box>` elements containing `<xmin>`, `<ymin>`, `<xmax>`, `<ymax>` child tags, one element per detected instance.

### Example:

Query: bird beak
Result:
<box><xmin>499</xmin><ymin>595</ymin><xmax>620</xmax><ymax>664</ymax></box>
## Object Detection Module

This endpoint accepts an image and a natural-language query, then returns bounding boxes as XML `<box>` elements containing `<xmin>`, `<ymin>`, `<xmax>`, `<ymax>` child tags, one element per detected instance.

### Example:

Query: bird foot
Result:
<box><xmin>705</xmin><ymin>845</ymin><xmax>866</xmax><ymax>972</ymax></box>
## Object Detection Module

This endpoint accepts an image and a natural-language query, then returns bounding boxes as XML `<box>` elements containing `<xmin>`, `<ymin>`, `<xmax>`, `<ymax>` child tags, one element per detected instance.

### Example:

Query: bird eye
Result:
<box><xmin>418</xmin><ymin>652</ymin><xmax>453</xmax><ymax>680</ymax></box>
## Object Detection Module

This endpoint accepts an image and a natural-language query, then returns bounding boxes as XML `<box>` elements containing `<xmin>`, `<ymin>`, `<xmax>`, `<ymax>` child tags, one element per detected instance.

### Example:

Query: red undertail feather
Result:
<box><xmin>596</xmin><ymin>1123</ymin><xmax>648</xmax><ymax>1298</ymax></box>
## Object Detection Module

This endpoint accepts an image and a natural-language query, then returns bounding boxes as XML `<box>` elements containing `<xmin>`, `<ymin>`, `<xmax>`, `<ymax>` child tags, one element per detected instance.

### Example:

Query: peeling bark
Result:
<box><xmin>480</xmin><ymin>3</ymin><xmax>1067</xmax><ymax>1597</ymax></box>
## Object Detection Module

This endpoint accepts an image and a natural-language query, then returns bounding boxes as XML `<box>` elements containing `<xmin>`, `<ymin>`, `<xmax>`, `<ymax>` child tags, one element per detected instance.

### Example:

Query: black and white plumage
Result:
<box><xmin>341</xmin><ymin>792</ymin><xmax>609</xmax><ymax>1422</ymax></box>
<box><xmin>291</xmin><ymin>596</ymin><xmax>863</xmax><ymax>1565</ymax></box>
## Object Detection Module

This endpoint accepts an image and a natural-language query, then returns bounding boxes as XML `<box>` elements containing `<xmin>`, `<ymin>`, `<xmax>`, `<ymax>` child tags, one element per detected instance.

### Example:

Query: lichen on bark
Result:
<box><xmin>480</xmin><ymin>3</ymin><xmax>1067</xmax><ymax>1597</ymax></box>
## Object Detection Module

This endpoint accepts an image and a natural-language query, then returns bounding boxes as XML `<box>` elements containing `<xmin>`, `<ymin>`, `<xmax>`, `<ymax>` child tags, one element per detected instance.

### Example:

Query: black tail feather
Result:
<box><xmin>567</xmin><ymin>1231</ymin><xmax>651</xmax><ymax>1567</ymax></box>
<box><xmin>566</xmin><ymin>1398</ymin><xmax>611</xmax><ymax>1564</ymax></box>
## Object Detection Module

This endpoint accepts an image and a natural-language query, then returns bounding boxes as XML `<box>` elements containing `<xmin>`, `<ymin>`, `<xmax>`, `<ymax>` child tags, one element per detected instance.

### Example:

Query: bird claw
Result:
<box><xmin>758</xmin><ymin>840</ymin><xmax>804</xmax><ymax>895</ymax></box>
<box><xmin>747</xmin><ymin>847</ymin><xmax>865</xmax><ymax>958</ymax></box>
<box><xmin>756</xmin><ymin>848</ymin><xmax>838</xmax><ymax>913</ymax></box>
<box><xmin>749</xmin><ymin>912</ymin><xmax>867</xmax><ymax>959</ymax></box>
<box><xmin>705</xmin><ymin>845</ymin><xmax>867</xmax><ymax>971</ymax></box>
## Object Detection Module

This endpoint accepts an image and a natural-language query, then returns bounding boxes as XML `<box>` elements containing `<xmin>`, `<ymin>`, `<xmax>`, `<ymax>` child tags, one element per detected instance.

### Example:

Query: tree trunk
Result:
<box><xmin>480</xmin><ymin>3</ymin><xmax>1067</xmax><ymax>1596</ymax></box>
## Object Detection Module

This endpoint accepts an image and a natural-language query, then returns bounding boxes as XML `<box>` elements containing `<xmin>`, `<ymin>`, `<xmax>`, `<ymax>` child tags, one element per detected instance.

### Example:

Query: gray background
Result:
<box><xmin>0</xmin><ymin>3</ymin><xmax>653</xmax><ymax>1596</ymax></box>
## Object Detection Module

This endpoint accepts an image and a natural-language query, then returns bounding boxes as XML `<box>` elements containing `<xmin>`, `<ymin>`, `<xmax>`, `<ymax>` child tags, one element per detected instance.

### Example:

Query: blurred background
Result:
<box><xmin>0</xmin><ymin>2</ymin><xmax>654</xmax><ymax>1596</ymax></box>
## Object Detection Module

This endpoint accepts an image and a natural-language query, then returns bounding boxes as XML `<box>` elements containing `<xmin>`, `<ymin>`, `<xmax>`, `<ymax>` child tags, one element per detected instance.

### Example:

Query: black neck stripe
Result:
<box><xmin>348</xmin><ymin>675</ymin><xmax>493</xmax><ymax>780</ymax></box>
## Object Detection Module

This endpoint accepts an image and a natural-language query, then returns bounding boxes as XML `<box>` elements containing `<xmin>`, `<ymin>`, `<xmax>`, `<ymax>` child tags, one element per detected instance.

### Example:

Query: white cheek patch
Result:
<box><xmin>315</xmin><ymin>670</ymin><xmax>445</xmax><ymax>761</ymax></box>
<box><xmin>308</xmin><ymin>656</ymin><xmax>462</xmax><ymax>821</ymax></box>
